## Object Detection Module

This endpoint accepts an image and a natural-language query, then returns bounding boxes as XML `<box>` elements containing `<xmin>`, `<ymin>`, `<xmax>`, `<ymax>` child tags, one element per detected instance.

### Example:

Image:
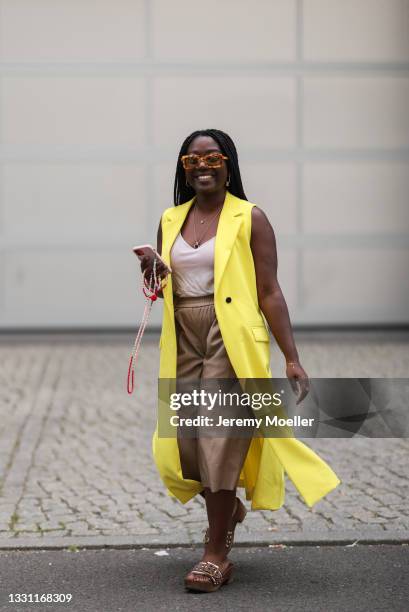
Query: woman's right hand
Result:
<box><xmin>140</xmin><ymin>256</ymin><xmax>168</xmax><ymax>282</ymax></box>
<box><xmin>140</xmin><ymin>255</ymin><xmax>152</xmax><ymax>276</ymax></box>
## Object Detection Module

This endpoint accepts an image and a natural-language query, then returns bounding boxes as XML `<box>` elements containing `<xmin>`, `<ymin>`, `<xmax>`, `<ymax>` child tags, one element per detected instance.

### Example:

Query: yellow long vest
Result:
<box><xmin>152</xmin><ymin>190</ymin><xmax>341</xmax><ymax>510</ymax></box>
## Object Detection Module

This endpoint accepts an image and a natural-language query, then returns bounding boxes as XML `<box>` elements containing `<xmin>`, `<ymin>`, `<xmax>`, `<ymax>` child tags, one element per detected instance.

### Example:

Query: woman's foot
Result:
<box><xmin>185</xmin><ymin>554</ymin><xmax>233</xmax><ymax>592</ymax></box>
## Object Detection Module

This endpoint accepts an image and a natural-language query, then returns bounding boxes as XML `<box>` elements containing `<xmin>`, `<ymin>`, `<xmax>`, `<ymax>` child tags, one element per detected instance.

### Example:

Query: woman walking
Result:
<box><xmin>143</xmin><ymin>129</ymin><xmax>340</xmax><ymax>592</ymax></box>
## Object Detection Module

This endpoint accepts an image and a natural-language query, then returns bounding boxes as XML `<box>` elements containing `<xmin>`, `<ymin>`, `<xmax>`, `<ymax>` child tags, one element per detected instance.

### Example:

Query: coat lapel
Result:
<box><xmin>214</xmin><ymin>191</ymin><xmax>243</xmax><ymax>295</ymax></box>
<box><xmin>160</xmin><ymin>199</ymin><xmax>195</xmax><ymax>327</ymax></box>
<box><xmin>161</xmin><ymin>197</ymin><xmax>195</xmax><ymax>266</ymax></box>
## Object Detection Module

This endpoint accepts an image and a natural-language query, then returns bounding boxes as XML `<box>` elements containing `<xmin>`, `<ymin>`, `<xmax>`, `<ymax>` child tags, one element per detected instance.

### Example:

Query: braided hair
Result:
<box><xmin>173</xmin><ymin>129</ymin><xmax>247</xmax><ymax>205</ymax></box>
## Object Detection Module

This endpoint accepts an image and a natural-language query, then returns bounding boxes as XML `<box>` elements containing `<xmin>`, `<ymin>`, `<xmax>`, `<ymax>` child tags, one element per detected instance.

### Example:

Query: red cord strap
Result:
<box><xmin>127</xmin><ymin>259</ymin><xmax>167</xmax><ymax>394</ymax></box>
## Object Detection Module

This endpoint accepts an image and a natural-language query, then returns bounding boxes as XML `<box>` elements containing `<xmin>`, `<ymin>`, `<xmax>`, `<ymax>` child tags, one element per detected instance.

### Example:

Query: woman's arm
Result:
<box><xmin>250</xmin><ymin>206</ymin><xmax>309</xmax><ymax>403</ymax></box>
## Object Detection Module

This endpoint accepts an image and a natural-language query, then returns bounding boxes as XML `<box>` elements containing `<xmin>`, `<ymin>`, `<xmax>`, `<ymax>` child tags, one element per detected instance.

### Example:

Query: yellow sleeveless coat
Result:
<box><xmin>152</xmin><ymin>190</ymin><xmax>341</xmax><ymax>510</ymax></box>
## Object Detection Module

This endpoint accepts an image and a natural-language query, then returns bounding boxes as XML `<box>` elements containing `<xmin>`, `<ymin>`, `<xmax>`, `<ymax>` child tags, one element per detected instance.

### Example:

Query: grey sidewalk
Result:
<box><xmin>0</xmin><ymin>331</ymin><xmax>408</xmax><ymax>549</ymax></box>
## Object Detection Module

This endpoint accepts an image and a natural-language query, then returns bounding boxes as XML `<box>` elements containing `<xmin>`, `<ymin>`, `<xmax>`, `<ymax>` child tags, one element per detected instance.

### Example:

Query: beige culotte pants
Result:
<box><xmin>173</xmin><ymin>293</ymin><xmax>252</xmax><ymax>492</ymax></box>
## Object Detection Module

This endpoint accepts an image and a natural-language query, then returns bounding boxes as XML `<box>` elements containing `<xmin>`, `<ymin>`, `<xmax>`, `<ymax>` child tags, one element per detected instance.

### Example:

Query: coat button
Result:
<box><xmin>225</xmin><ymin>297</ymin><xmax>232</xmax><ymax>303</ymax></box>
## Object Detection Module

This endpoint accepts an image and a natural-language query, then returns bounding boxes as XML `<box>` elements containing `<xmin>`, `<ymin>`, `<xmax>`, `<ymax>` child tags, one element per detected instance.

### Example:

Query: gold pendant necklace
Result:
<box><xmin>192</xmin><ymin>203</ymin><xmax>223</xmax><ymax>248</ymax></box>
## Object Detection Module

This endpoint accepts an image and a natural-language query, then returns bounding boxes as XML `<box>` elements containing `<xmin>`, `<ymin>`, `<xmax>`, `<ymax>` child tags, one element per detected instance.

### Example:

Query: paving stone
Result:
<box><xmin>0</xmin><ymin>333</ymin><xmax>408</xmax><ymax>544</ymax></box>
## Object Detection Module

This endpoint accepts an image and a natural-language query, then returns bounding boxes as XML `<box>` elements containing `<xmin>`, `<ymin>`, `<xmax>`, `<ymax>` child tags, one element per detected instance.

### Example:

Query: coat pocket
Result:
<box><xmin>251</xmin><ymin>326</ymin><xmax>270</xmax><ymax>342</ymax></box>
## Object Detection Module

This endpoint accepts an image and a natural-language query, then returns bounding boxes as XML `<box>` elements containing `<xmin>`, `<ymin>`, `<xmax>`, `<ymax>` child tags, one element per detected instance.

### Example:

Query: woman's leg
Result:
<box><xmin>203</xmin><ymin>488</ymin><xmax>236</xmax><ymax>560</ymax></box>
<box><xmin>184</xmin><ymin>488</ymin><xmax>236</xmax><ymax>586</ymax></box>
<box><xmin>200</xmin><ymin>309</ymin><xmax>249</xmax><ymax>551</ymax></box>
<box><xmin>178</xmin><ymin>297</ymin><xmax>244</xmax><ymax>583</ymax></box>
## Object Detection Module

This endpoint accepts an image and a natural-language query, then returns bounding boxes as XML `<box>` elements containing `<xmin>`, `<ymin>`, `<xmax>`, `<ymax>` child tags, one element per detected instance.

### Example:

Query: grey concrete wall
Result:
<box><xmin>0</xmin><ymin>0</ymin><xmax>408</xmax><ymax>328</ymax></box>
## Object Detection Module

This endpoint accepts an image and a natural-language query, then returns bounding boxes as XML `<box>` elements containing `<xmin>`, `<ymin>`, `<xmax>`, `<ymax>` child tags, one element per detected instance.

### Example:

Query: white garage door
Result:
<box><xmin>0</xmin><ymin>0</ymin><xmax>408</xmax><ymax>329</ymax></box>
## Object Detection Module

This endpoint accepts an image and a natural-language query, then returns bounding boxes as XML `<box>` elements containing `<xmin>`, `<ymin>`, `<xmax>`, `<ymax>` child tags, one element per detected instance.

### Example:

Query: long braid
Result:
<box><xmin>173</xmin><ymin>129</ymin><xmax>247</xmax><ymax>206</ymax></box>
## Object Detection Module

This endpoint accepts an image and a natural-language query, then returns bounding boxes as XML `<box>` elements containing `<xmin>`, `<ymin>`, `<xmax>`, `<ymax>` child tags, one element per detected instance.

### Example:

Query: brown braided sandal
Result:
<box><xmin>184</xmin><ymin>560</ymin><xmax>234</xmax><ymax>592</ymax></box>
<box><xmin>203</xmin><ymin>497</ymin><xmax>247</xmax><ymax>552</ymax></box>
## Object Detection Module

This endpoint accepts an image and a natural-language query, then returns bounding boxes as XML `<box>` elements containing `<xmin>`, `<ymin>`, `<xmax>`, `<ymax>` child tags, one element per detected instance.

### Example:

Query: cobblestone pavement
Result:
<box><xmin>0</xmin><ymin>331</ymin><xmax>408</xmax><ymax>546</ymax></box>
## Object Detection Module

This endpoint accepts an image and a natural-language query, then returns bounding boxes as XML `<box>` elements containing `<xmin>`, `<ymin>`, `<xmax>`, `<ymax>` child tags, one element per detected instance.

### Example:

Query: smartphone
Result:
<box><xmin>132</xmin><ymin>244</ymin><xmax>172</xmax><ymax>274</ymax></box>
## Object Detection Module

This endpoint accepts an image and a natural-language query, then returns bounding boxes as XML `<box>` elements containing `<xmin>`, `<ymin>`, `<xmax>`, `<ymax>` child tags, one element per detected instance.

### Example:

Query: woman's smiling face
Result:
<box><xmin>184</xmin><ymin>136</ymin><xmax>228</xmax><ymax>195</ymax></box>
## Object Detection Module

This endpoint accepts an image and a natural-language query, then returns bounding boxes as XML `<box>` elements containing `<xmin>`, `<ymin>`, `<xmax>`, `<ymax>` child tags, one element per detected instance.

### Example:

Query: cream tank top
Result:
<box><xmin>170</xmin><ymin>232</ymin><xmax>215</xmax><ymax>297</ymax></box>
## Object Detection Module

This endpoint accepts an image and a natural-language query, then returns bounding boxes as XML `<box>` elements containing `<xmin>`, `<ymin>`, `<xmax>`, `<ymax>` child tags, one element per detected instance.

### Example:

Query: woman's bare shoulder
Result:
<box><xmin>251</xmin><ymin>205</ymin><xmax>274</xmax><ymax>234</ymax></box>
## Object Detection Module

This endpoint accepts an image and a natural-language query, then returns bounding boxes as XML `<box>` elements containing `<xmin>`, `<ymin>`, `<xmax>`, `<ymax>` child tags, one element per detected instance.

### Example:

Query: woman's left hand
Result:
<box><xmin>286</xmin><ymin>361</ymin><xmax>310</xmax><ymax>405</ymax></box>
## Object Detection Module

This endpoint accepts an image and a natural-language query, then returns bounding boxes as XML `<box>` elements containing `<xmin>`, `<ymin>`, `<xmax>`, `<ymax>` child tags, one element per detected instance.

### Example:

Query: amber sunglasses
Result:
<box><xmin>180</xmin><ymin>152</ymin><xmax>229</xmax><ymax>170</ymax></box>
